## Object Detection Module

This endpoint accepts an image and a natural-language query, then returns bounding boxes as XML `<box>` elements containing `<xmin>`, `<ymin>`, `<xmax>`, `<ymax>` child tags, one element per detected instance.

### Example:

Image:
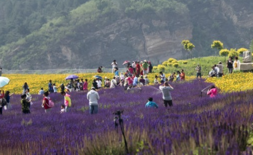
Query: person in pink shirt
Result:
<box><xmin>127</xmin><ymin>75</ymin><xmax>134</xmax><ymax>88</ymax></box>
<box><xmin>83</xmin><ymin>79</ymin><xmax>88</xmax><ymax>91</ymax></box>
<box><xmin>207</xmin><ymin>85</ymin><xmax>218</xmax><ymax>98</ymax></box>
<box><xmin>128</xmin><ymin>66</ymin><xmax>134</xmax><ymax>75</ymax></box>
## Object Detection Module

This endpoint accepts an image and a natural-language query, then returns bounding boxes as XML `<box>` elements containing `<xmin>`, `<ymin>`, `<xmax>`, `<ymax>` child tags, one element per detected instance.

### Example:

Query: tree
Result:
<box><xmin>228</xmin><ymin>48</ymin><xmax>239</xmax><ymax>59</ymax></box>
<box><xmin>181</xmin><ymin>40</ymin><xmax>195</xmax><ymax>59</ymax></box>
<box><xmin>211</xmin><ymin>40</ymin><xmax>224</xmax><ymax>56</ymax></box>
<box><xmin>237</xmin><ymin>48</ymin><xmax>248</xmax><ymax>55</ymax></box>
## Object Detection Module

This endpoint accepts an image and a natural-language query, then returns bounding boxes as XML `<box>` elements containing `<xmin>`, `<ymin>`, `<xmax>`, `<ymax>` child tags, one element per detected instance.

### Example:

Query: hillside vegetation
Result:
<box><xmin>0</xmin><ymin>0</ymin><xmax>253</xmax><ymax>69</ymax></box>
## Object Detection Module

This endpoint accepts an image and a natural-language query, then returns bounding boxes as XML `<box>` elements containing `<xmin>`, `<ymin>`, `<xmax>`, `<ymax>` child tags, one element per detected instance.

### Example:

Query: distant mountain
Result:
<box><xmin>0</xmin><ymin>0</ymin><xmax>253</xmax><ymax>70</ymax></box>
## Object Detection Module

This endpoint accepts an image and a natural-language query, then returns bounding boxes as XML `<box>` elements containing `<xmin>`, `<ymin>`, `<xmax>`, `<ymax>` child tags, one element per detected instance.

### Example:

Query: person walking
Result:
<box><xmin>110</xmin><ymin>77</ymin><xmax>117</xmax><ymax>88</ymax></box>
<box><xmin>21</xmin><ymin>94</ymin><xmax>31</xmax><ymax>114</ymax></box>
<box><xmin>22</xmin><ymin>82</ymin><xmax>29</xmax><ymax>95</ymax></box>
<box><xmin>159</xmin><ymin>82</ymin><xmax>174</xmax><ymax>108</ymax></box>
<box><xmin>87</xmin><ymin>87</ymin><xmax>100</xmax><ymax>114</ymax></box>
<box><xmin>142</xmin><ymin>60</ymin><xmax>148</xmax><ymax>75</ymax></box>
<box><xmin>60</xmin><ymin>84</ymin><xmax>65</xmax><ymax>93</ymax></box>
<box><xmin>61</xmin><ymin>92</ymin><xmax>72</xmax><ymax>112</ymax></box>
<box><xmin>4</xmin><ymin>91</ymin><xmax>14</xmax><ymax>110</ymax></box>
<box><xmin>136</xmin><ymin>62</ymin><xmax>140</xmax><ymax>77</ymax></box>
<box><xmin>195</xmin><ymin>65</ymin><xmax>201</xmax><ymax>79</ymax></box>
<box><xmin>227</xmin><ymin>57</ymin><xmax>233</xmax><ymax>73</ymax></box>
<box><xmin>48</xmin><ymin>80</ymin><xmax>54</xmax><ymax>93</ymax></box>
<box><xmin>148</xmin><ymin>61</ymin><xmax>153</xmax><ymax>73</ymax></box>
<box><xmin>111</xmin><ymin>60</ymin><xmax>118</xmax><ymax>73</ymax></box>
<box><xmin>83</xmin><ymin>79</ymin><xmax>88</xmax><ymax>91</ymax></box>
<box><xmin>92</xmin><ymin>79</ymin><xmax>98</xmax><ymax>89</ymax></box>
<box><xmin>42</xmin><ymin>91</ymin><xmax>51</xmax><ymax>113</ymax></box>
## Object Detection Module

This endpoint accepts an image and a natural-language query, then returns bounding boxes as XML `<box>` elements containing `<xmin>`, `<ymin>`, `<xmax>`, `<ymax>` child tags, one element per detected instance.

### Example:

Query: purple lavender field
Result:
<box><xmin>1</xmin><ymin>80</ymin><xmax>253</xmax><ymax>155</ymax></box>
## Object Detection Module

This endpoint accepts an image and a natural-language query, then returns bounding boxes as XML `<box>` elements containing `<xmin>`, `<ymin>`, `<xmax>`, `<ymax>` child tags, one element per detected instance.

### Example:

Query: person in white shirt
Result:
<box><xmin>111</xmin><ymin>60</ymin><xmax>118</xmax><ymax>73</ymax></box>
<box><xmin>96</xmin><ymin>79</ymin><xmax>102</xmax><ymax>89</ymax></box>
<box><xmin>87</xmin><ymin>87</ymin><xmax>100</xmax><ymax>114</ymax></box>
<box><xmin>110</xmin><ymin>77</ymin><xmax>117</xmax><ymax>88</ymax></box>
<box><xmin>38</xmin><ymin>88</ymin><xmax>44</xmax><ymax>95</ymax></box>
<box><xmin>233</xmin><ymin>57</ymin><xmax>240</xmax><ymax>71</ymax></box>
<box><xmin>132</xmin><ymin>61</ymin><xmax>136</xmax><ymax>72</ymax></box>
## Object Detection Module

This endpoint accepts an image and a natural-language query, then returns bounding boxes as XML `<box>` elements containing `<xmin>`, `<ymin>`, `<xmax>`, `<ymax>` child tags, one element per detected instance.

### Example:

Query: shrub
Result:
<box><xmin>153</xmin><ymin>66</ymin><xmax>158</xmax><ymax>70</ymax></box>
<box><xmin>157</xmin><ymin>65</ymin><xmax>165</xmax><ymax>71</ymax></box>
<box><xmin>168</xmin><ymin>58</ymin><xmax>177</xmax><ymax>63</ymax></box>
<box><xmin>228</xmin><ymin>48</ymin><xmax>239</xmax><ymax>59</ymax></box>
<box><xmin>219</xmin><ymin>49</ymin><xmax>229</xmax><ymax>56</ymax></box>
<box><xmin>182</xmin><ymin>61</ymin><xmax>188</xmax><ymax>64</ymax></box>
<box><xmin>171</xmin><ymin>60</ymin><xmax>178</xmax><ymax>64</ymax></box>
<box><xmin>237</xmin><ymin>48</ymin><xmax>248</xmax><ymax>55</ymax></box>
<box><xmin>167</xmin><ymin>63</ymin><xmax>173</xmax><ymax>66</ymax></box>
<box><xmin>173</xmin><ymin>63</ymin><xmax>179</xmax><ymax>67</ymax></box>
<box><xmin>162</xmin><ymin>61</ymin><xmax>168</xmax><ymax>66</ymax></box>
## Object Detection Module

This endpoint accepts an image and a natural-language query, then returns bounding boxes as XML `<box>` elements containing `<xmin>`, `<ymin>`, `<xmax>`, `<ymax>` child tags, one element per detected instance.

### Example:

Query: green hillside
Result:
<box><xmin>0</xmin><ymin>0</ymin><xmax>253</xmax><ymax>69</ymax></box>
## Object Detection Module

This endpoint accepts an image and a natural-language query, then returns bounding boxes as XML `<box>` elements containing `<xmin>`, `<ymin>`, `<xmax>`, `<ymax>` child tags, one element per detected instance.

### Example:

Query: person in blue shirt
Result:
<box><xmin>48</xmin><ymin>80</ymin><xmax>54</xmax><ymax>93</ymax></box>
<box><xmin>145</xmin><ymin>97</ymin><xmax>158</xmax><ymax>108</ymax></box>
<box><xmin>114</xmin><ymin>67</ymin><xmax>119</xmax><ymax>76</ymax></box>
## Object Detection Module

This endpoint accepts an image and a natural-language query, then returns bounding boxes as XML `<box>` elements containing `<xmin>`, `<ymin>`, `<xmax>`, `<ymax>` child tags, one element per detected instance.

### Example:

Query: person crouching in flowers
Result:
<box><xmin>61</xmin><ymin>91</ymin><xmax>71</xmax><ymax>112</ymax></box>
<box><xmin>207</xmin><ymin>85</ymin><xmax>218</xmax><ymax>98</ymax></box>
<box><xmin>145</xmin><ymin>97</ymin><xmax>158</xmax><ymax>108</ymax></box>
<box><xmin>60</xmin><ymin>105</ymin><xmax>65</xmax><ymax>113</ymax></box>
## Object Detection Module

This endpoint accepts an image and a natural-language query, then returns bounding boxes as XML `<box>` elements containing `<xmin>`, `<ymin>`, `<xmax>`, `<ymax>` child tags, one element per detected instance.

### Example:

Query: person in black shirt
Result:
<box><xmin>227</xmin><ymin>57</ymin><xmax>233</xmax><ymax>73</ymax></box>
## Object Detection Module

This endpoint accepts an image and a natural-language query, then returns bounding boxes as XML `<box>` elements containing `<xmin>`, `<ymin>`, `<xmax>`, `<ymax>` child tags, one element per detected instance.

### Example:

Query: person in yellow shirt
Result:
<box><xmin>61</xmin><ymin>92</ymin><xmax>71</xmax><ymax>112</ymax></box>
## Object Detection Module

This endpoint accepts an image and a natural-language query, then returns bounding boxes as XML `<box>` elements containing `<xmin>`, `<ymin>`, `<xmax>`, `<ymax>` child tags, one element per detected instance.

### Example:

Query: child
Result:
<box><xmin>61</xmin><ymin>92</ymin><xmax>72</xmax><ymax>112</ymax></box>
<box><xmin>60</xmin><ymin>105</ymin><xmax>65</xmax><ymax>113</ymax></box>
<box><xmin>53</xmin><ymin>84</ymin><xmax>57</xmax><ymax>93</ymax></box>
<box><xmin>145</xmin><ymin>97</ymin><xmax>158</xmax><ymax>108</ymax></box>
<box><xmin>154</xmin><ymin>75</ymin><xmax>159</xmax><ymax>85</ymax></box>
<box><xmin>42</xmin><ymin>91</ymin><xmax>51</xmax><ymax>113</ymax></box>
<box><xmin>21</xmin><ymin>94</ymin><xmax>31</xmax><ymax>114</ymax></box>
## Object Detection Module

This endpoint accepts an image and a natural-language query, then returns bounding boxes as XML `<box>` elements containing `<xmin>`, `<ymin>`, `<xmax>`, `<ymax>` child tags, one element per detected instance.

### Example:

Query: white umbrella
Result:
<box><xmin>0</xmin><ymin>77</ymin><xmax>10</xmax><ymax>88</ymax></box>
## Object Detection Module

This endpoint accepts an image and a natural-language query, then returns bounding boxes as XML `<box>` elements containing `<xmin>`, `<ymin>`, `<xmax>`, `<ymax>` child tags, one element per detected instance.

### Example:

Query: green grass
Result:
<box><xmin>154</xmin><ymin>56</ymin><xmax>243</xmax><ymax>76</ymax></box>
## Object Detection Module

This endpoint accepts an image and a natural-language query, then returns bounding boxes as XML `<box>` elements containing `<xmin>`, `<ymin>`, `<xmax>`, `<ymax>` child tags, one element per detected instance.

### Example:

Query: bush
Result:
<box><xmin>167</xmin><ymin>63</ymin><xmax>173</xmax><ymax>66</ymax></box>
<box><xmin>219</xmin><ymin>49</ymin><xmax>229</xmax><ymax>56</ymax></box>
<box><xmin>182</xmin><ymin>61</ymin><xmax>188</xmax><ymax>64</ymax></box>
<box><xmin>171</xmin><ymin>60</ymin><xmax>178</xmax><ymax>64</ymax></box>
<box><xmin>228</xmin><ymin>48</ymin><xmax>239</xmax><ymax>59</ymax></box>
<box><xmin>237</xmin><ymin>48</ymin><xmax>248</xmax><ymax>55</ymax></box>
<box><xmin>153</xmin><ymin>66</ymin><xmax>158</xmax><ymax>70</ymax></box>
<box><xmin>157</xmin><ymin>65</ymin><xmax>165</xmax><ymax>71</ymax></box>
<box><xmin>162</xmin><ymin>61</ymin><xmax>168</xmax><ymax>66</ymax></box>
<box><xmin>168</xmin><ymin>58</ymin><xmax>177</xmax><ymax>63</ymax></box>
<box><xmin>173</xmin><ymin>63</ymin><xmax>179</xmax><ymax>67</ymax></box>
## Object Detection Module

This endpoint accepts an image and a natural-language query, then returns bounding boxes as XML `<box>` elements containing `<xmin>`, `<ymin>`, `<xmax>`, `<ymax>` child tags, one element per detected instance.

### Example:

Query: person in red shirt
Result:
<box><xmin>128</xmin><ymin>66</ymin><xmax>135</xmax><ymax>75</ymax></box>
<box><xmin>0</xmin><ymin>90</ymin><xmax>4</xmax><ymax>99</ymax></box>
<box><xmin>180</xmin><ymin>69</ymin><xmax>185</xmax><ymax>80</ymax></box>
<box><xmin>135</xmin><ymin>62</ymin><xmax>140</xmax><ymax>77</ymax></box>
<box><xmin>42</xmin><ymin>91</ymin><xmax>51</xmax><ymax>113</ymax></box>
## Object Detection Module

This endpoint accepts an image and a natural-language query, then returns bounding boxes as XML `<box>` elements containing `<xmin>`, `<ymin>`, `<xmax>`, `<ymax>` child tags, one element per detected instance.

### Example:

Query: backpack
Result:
<box><xmin>234</xmin><ymin>61</ymin><xmax>237</xmax><ymax>68</ymax></box>
<box><xmin>48</xmin><ymin>99</ymin><xmax>55</xmax><ymax>108</ymax></box>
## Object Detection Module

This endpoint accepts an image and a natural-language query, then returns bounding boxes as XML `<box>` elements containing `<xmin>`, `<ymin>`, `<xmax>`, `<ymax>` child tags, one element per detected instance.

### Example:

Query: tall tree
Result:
<box><xmin>211</xmin><ymin>40</ymin><xmax>224</xmax><ymax>56</ymax></box>
<box><xmin>181</xmin><ymin>40</ymin><xmax>195</xmax><ymax>59</ymax></box>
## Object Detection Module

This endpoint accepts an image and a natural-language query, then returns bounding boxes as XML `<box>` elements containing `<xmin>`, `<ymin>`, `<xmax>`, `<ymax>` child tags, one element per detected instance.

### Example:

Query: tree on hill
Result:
<box><xmin>181</xmin><ymin>40</ymin><xmax>195</xmax><ymax>59</ymax></box>
<box><xmin>219</xmin><ymin>49</ymin><xmax>229</xmax><ymax>61</ymax></box>
<box><xmin>237</xmin><ymin>48</ymin><xmax>248</xmax><ymax>56</ymax></box>
<box><xmin>228</xmin><ymin>48</ymin><xmax>239</xmax><ymax>59</ymax></box>
<box><xmin>211</xmin><ymin>40</ymin><xmax>224</xmax><ymax>56</ymax></box>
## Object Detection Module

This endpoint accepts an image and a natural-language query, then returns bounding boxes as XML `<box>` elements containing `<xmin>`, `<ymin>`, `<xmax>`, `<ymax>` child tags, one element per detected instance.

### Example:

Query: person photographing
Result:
<box><xmin>159</xmin><ymin>82</ymin><xmax>174</xmax><ymax>107</ymax></box>
<box><xmin>207</xmin><ymin>85</ymin><xmax>217</xmax><ymax>98</ymax></box>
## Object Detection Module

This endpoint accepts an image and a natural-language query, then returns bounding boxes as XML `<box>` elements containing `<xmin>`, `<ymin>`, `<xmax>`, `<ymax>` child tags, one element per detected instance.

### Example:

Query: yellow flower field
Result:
<box><xmin>206</xmin><ymin>72</ymin><xmax>253</xmax><ymax>93</ymax></box>
<box><xmin>1</xmin><ymin>73</ymin><xmax>196</xmax><ymax>94</ymax></box>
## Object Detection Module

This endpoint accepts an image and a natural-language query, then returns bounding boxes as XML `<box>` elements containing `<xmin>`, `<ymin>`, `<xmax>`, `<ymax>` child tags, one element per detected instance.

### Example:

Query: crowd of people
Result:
<box><xmin>207</xmin><ymin>56</ymin><xmax>240</xmax><ymax>78</ymax></box>
<box><xmin>0</xmin><ymin>59</ymin><xmax>221</xmax><ymax>115</ymax></box>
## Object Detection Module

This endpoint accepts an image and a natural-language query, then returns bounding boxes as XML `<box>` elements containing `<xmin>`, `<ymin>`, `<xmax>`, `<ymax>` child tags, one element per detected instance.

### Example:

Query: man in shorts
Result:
<box><xmin>195</xmin><ymin>64</ymin><xmax>201</xmax><ymax>79</ymax></box>
<box><xmin>159</xmin><ymin>82</ymin><xmax>174</xmax><ymax>107</ymax></box>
